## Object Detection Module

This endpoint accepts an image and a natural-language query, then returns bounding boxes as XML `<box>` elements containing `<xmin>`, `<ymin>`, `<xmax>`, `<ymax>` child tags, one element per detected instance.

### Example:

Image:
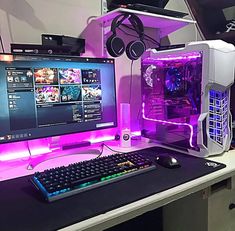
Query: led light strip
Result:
<box><xmin>142</xmin><ymin>102</ymin><xmax>194</xmax><ymax>148</ymax></box>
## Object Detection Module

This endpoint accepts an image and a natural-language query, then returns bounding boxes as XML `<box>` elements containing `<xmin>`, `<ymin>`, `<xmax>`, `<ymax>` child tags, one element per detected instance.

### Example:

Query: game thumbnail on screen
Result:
<box><xmin>60</xmin><ymin>85</ymin><xmax>82</xmax><ymax>102</ymax></box>
<box><xmin>82</xmin><ymin>85</ymin><xmax>102</xmax><ymax>101</ymax></box>
<box><xmin>35</xmin><ymin>86</ymin><xmax>60</xmax><ymax>104</ymax></box>
<box><xmin>59</xmin><ymin>68</ymin><xmax>82</xmax><ymax>84</ymax></box>
<box><xmin>81</xmin><ymin>69</ymin><xmax>101</xmax><ymax>84</ymax></box>
<box><xmin>34</xmin><ymin>68</ymin><xmax>58</xmax><ymax>85</ymax></box>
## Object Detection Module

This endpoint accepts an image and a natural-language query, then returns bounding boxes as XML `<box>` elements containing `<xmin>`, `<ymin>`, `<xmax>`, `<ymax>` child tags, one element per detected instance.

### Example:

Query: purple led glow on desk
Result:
<box><xmin>142</xmin><ymin>103</ymin><xmax>194</xmax><ymax>148</ymax></box>
<box><xmin>0</xmin><ymin>132</ymin><xmax>116</xmax><ymax>161</ymax></box>
<box><xmin>0</xmin><ymin>139</ymin><xmax>51</xmax><ymax>161</ymax></box>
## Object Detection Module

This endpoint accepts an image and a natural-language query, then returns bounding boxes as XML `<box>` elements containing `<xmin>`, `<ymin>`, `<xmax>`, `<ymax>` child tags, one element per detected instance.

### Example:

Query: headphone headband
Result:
<box><xmin>110</xmin><ymin>13</ymin><xmax>128</xmax><ymax>34</ymax></box>
<box><xmin>128</xmin><ymin>14</ymin><xmax>144</xmax><ymax>39</ymax></box>
<box><xmin>110</xmin><ymin>13</ymin><xmax>144</xmax><ymax>39</ymax></box>
<box><xmin>106</xmin><ymin>13</ymin><xmax>146</xmax><ymax>60</ymax></box>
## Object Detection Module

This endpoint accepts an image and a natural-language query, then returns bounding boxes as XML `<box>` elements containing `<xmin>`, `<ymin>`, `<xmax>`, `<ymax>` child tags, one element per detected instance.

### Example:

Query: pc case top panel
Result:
<box><xmin>141</xmin><ymin>51</ymin><xmax>203</xmax><ymax>152</ymax></box>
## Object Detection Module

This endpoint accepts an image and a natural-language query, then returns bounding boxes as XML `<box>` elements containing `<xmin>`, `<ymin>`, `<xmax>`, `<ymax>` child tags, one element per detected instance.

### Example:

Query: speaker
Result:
<box><xmin>106</xmin><ymin>13</ymin><xmax>146</xmax><ymax>60</ymax></box>
<box><xmin>120</xmin><ymin>103</ymin><xmax>131</xmax><ymax>147</ymax></box>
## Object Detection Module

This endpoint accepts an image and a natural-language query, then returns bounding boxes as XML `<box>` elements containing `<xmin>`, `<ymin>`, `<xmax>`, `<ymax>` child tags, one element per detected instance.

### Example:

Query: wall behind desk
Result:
<box><xmin>163</xmin><ymin>0</ymin><xmax>202</xmax><ymax>44</ymax></box>
<box><xmin>0</xmin><ymin>0</ymin><xmax>198</xmax><ymax>135</ymax></box>
<box><xmin>0</xmin><ymin>0</ymin><xmax>102</xmax><ymax>52</ymax></box>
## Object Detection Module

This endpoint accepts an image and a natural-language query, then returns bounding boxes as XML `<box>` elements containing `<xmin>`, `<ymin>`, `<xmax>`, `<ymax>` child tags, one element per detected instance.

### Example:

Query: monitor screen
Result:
<box><xmin>0</xmin><ymin>54</ymin><xmax>117</xmax><ymax>144</ymax></box>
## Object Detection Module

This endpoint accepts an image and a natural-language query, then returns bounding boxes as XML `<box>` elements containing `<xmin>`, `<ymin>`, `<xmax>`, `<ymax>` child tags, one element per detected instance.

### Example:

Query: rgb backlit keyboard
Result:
<box><xmin>31</xmin><ymin>151</ymin><xmax>156</xmax><ymax>202</ymax></box>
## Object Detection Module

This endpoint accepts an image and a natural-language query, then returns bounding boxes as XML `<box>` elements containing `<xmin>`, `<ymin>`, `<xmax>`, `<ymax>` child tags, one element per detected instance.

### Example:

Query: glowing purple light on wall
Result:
<box><xmin>142</xmin><ymin>103</ymin><xmax>194</xmax><ymax>148</ymax></box>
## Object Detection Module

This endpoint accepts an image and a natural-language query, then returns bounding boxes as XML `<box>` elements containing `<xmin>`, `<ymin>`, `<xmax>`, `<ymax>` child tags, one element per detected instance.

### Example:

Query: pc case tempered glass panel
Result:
<box><xmin>209</xmin><ymin>89</ymin><xmax>228</xmax><ymax>146</ymax></box>
<box><xmin>141</xmin><ymin>52</ymin><xmax>202</xmax><ymax>150</ymax></box>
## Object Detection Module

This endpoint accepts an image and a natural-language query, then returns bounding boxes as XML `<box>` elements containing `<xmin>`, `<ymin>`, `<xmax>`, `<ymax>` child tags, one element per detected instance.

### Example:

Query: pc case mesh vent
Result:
<box><xmin>209</xmin><ymin>89</ymin><xmax>228</xmax><ymax>145</ymax></box>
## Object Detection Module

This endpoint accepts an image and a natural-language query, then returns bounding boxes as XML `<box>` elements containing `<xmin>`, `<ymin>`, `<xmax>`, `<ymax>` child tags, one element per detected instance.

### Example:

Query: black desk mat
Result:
<box><xmin>0</xmin><ymin>147</ymin><xmax>225</xmax><ymax>231</ymax></box>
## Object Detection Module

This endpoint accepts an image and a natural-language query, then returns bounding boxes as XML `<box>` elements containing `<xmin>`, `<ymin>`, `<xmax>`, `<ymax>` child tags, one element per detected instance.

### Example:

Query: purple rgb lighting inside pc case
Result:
<box><xmin>141</xmin><ymin>40</ymin><xmax>235</xmax><ymax>157</ymax></box>
<box><xmin>141</xmin><ymin>52</ymin><xmax>203</xmax><ymax>151</ymax></box>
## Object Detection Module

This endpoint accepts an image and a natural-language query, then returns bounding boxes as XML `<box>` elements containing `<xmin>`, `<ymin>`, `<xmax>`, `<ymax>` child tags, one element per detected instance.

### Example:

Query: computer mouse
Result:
<box><xmin>155</xmin><ymin>155</ymin><xmax>181</xmax><ymax>169</ymax></box>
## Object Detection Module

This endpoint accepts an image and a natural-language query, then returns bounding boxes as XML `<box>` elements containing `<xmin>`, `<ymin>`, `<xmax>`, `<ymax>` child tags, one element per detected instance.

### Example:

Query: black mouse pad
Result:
<box><xmin>0</xmin><ymin>147</ymin><xmax>226</xmax><ymax>231</ymax></box>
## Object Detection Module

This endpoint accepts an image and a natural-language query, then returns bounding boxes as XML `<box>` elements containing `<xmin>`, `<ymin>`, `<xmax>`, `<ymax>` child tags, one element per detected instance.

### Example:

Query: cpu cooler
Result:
<box><xmin>165</xmin><ymin>67</ymin><xmax>183</xmax><ymax>93</ymax></box>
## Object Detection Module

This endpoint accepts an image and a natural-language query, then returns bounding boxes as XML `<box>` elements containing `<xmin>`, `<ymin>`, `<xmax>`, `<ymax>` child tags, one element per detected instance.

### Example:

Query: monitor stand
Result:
<box><xmin>27</xmin><ymin>137</ymin><xmax>101</xmax><ymax>170</ymax></box>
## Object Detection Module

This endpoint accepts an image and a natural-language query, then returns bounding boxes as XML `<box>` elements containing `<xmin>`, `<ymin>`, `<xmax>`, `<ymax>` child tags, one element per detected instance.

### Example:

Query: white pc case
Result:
<box><xmin>141</xmin><ymin>40</ymin><xmax>235</xmax><ymax>157</ymax></box>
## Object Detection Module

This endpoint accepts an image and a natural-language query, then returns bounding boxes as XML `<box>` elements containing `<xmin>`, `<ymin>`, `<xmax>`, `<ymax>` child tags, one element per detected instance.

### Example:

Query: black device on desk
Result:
<box><xmin>155</xmin><ymin>155</ymin><xmax>181</xmax><ymax>168</ymax></box>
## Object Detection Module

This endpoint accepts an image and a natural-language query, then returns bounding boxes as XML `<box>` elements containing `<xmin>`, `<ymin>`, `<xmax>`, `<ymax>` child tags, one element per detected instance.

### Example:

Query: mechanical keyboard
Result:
<box><xmin>31</xmin><ymin>151</ymin><xmax>156</xmax><ymax>202</ymax></box>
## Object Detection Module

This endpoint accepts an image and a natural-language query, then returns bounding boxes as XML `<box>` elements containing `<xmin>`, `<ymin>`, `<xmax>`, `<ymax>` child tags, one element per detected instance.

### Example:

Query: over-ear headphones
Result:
<box><xmin>106</xmin><ymin>13</ymin><xmax>146</xmax><ymax>60</ymax></box>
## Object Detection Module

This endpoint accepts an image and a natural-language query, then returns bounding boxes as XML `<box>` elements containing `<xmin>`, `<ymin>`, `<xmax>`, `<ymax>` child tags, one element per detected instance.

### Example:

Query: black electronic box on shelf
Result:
<box><xmin>41</xmin><ymin>34</ymin><xmax>85</xmax><ymax>54</ymax></box>
<box><xmin>10</xmin><ymin>43</ymin><xmax>75</xmax><ymax>55</ymax></box>
<box><xmin>11</xmin><ymin>34</ymin><xmax>85</xmax><ymax>56</ymax></box>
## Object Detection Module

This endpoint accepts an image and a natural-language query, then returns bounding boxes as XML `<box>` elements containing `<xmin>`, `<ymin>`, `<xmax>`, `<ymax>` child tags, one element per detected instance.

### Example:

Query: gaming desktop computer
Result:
<box><xmin>141</xmin><ymin>40</ymin><xmax>235</xmax><ymax>157</ymax></box>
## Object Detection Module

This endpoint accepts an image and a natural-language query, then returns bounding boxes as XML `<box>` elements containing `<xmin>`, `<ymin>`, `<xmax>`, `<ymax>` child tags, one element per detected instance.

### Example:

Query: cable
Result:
<box><xmin>26</xmin><ymin>141</ymin><xmax>32</xmax><ymax>162</ymax></box>
<box><xmin>129</xmin><ymin>60</ymin><xmax>134</xmax><ymax>104</ymax></box>
<box><xmin>121</xmin><ymin>24</ymin><xmax>160</xmax><ymax>46</ymax></box>
<box><xmin>118</xmin><ymin>27</ymin><xmax>139</xmax><ymax>38</ymax></box>
<box><xmin>0</xmin><ymin>36</ymin><xmax>5</xmax><ymax>53</ymax></box>
<box><xmin>102</xmin><ymin>143</ymin><xmax>126</xmax><ymax>154</ymax></box>
<box><xmin>118</xmin><ymin>27</ymin><xmax>160</xmax><ymax>47</ymax></box>
<box><xmin>142</xmin><ymin>32</ymin><xmax>161</xmax><ymax>46</ymax></box>
<box><xmin>96</xmin><ymin>143</ymin><xmax>105</xmax><ymax>158</ymax></box>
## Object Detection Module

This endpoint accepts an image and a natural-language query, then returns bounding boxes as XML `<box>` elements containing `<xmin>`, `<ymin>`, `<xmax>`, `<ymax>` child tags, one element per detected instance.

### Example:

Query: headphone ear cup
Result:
<box><xmin>106</xmin><ymin>35</ymin><xmax>125</xmax><ymax>57</ymax></box>
<box><xmin>126</xmin><ymin>40</ymin><xmax>146</xmax><ymax>60</ymax></box>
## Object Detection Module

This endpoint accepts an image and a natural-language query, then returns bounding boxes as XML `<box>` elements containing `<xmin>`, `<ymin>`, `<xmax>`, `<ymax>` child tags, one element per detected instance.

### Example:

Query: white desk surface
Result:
<box><xmin>59</xmin><ymin>143</ymin><xmax>235</xmax><ymax>231</ymax></box>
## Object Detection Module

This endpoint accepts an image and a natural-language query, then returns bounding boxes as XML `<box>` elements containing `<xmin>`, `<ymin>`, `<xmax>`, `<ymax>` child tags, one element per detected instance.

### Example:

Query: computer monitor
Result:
<box><xmin>0</xmin><ymin>54</ymin><xmax>117</xmax><ymax>145</ymax></box>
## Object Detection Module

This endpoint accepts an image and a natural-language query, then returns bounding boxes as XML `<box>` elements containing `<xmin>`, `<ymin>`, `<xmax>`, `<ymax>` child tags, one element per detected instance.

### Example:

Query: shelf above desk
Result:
<box><xmin>95</xmin><ymin>8</ymin><xmax>196</xmax><ymax>38</ymax></box>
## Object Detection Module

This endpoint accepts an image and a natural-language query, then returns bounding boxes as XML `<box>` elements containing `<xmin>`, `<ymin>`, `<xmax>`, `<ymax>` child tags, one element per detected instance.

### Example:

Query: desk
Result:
<box><xmin>60</xmin><ymin>147</ymin><xmax>235</xmax><ymax>231</ymax></box>
<box><xmin>1</xmin><ymin>141</ymin><xmax>235</xmax><ymax>231</ymax></box>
